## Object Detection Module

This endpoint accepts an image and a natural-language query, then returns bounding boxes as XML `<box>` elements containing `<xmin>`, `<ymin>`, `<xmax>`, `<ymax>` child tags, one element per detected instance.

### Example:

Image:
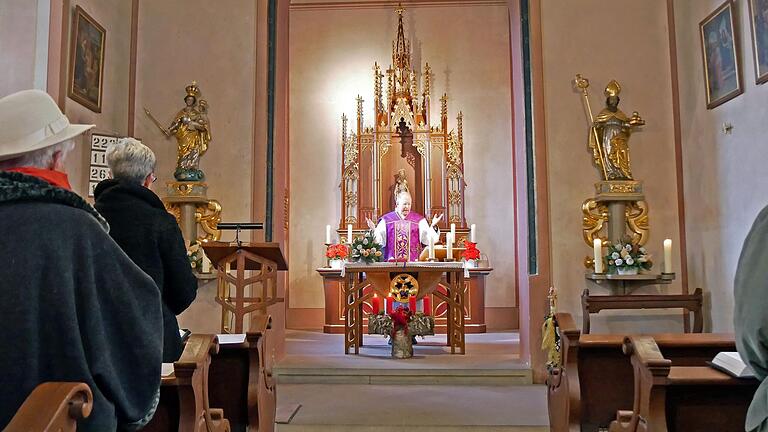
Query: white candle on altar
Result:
<box><xmin>663</xmin><ymin>239</ymin><xmax>673</xmax><ymax>273</ymax></box>
<box><xmin>447</xmin><ymin>233</ymin><xmax>453</xmax><ymax>260</ymax></box>
<box><xmin>593</xmin><ymin>238</ymin><xmax>603</xmax><ymax>274</ymax></box>
<box><xmin>325</xmin><ymin>225</ymin><xmax>331</xmax><ymax>244</ymax></box>
<box><xmin>450</xmin><ymin>223</ymin><xmax>456</xmax><ymax>238</ymax></box>
<box><xmin>470</xmin><ymin>224</ymin><xmax>476</xmax><ymax>243</ymax></box>
<box><xmin>347</xmin><ymin>224</ymin><xmax>353</xmax><ymax>244</ymax></box>
<box><xmin>428</xmin><ymin>235</ymin><xmax>435</xmax><ymax>259</ymax></box>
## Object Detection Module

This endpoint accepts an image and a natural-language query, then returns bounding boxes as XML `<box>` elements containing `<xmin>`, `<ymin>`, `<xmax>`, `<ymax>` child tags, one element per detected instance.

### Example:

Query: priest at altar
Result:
<box><xmin>366</xmin><ymin>191</ymin><xmax>442</xmax><ymax>261</ymax></box>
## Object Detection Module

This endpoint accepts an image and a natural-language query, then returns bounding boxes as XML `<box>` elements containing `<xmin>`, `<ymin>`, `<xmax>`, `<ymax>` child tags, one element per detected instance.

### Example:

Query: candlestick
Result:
<box><xmin>470</xmin><ymin>224</ymin><xmax>476</xmax><ymax>243</ymax></box>
<box><xmin>423</xmin><ymin>295</ymin><xmax>431</xmax><ymax>316</ymax></box>
<box><xmin>371</xmin><ymin>294</ymin><xmax>381</xmax><ymax>314</ymax></box>
<box><xmin>325</xmin><ymin>225</ymin><xmax>331</xmax><ymax>244</ymax></box>
<box><xmin>408</xmin><ymin>296</ymin><xmax>417</xmax><ymax>312</ymax></box>
<box><xmin>347</xmin><ymin>224</ymin><xmax>353</xmax><ymax>244</ymax></box>
<box><xmin>593</xmin><ymin>238</ymin><xmax>603</xmax><ymax>274</ymax></box>
<box><xmin>663</xmin><ymin>239</ymin><xmax>673</xmax><ymax>273</ymax></box>
<box><xmin>386</xmin><ymin>294</ymin><xmax>393</xmax><ymax>314</ymax></box>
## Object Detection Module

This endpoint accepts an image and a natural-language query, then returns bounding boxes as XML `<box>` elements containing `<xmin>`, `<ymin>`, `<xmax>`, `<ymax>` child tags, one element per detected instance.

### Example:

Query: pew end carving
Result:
<box><xmin>142</xmin><ymin>334</ymin><xmax>230</xmax><ymax>432</ymax></box>
<box><xmin>4</xmin><ymin>382</ymin><xmax>93</xmax><ymax>432</ymax></box>
<box><xmin>609</xmin><ymin>335</ymin><xmax>758</xmax><ymax>432</ymax></box>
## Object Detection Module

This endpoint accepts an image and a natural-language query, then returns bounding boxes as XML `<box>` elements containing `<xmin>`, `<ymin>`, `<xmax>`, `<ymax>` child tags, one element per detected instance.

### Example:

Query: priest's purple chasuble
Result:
<box><xmin>381</xmin><ymin>211</ymin><xmax>424</xmax><ymax>261</ymax></box>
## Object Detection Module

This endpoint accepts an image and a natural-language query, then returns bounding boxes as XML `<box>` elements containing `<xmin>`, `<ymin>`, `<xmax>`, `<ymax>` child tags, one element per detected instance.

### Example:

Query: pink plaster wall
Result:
<box><xmin>0</xmin><ymin>0</ymin><xmax>39</xmax><ymax>97</ymax></box>
<box><xmin>674</xmin><ymin>0</ymin><xmax>768</xmax><ymax>332</ymax></box>
<box><xmin>59</xmin><ymin>0</ymin><xmax>133</xmax><ymax>194</ymax></box>
<box><xmin>540</xmin><ymin>0</ymin><xmax>685</xmax><ymax>333</ymax></box>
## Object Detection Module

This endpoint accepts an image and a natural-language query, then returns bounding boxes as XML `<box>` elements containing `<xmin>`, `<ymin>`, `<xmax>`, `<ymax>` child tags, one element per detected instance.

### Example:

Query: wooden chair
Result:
<box><xmin>608</xmin><ymin>336</ymin><xmax>759</xmax><ymax>432</ymax></box>
<box><xmin>209</xmin><ymin>315</ymin><xmax>275</xmax><ymax>432</ymax></box>
<box><xmin>547</xmin><ymin>312</ymin><xmax>735</xmax><ymax>432</ymax></box>
<box><xmin>4</xmin><ymin>382</ymin><xmax>92</xmax><ymax>432</ymax></box>
<box><xmin>141</xmin><ymin>334</ymin><xmax>230</xmax><ymax>432</ymax></box>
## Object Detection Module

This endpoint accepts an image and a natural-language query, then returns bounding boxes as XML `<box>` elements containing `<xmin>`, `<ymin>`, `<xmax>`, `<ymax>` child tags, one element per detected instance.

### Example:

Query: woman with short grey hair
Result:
<box><xmin>95</xmin><ymin>138</ymin><xmax>197</xmax><ymax>363</ymax></box>
<box><xmin>106</xmin><ymin>138</ymin><xmax>157</xmax><ymax>186</ymax></box>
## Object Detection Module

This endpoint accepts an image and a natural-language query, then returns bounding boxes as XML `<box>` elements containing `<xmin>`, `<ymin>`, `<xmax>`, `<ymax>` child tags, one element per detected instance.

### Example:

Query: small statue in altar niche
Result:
<box><xmin>366</xmin><ymin>191</ymin><xmax>442</xmax><ymax>262</ymax></box>
<box><xmin>144</xmin><ymin>82</ymin><xmax>212</xmax><ymax>182</ymax></box>
<box><xmin>393</xmin><ymin>168</ymin><xmax>409</xmax><ymax>197</ymax></box>
<box><xmin>576</xmin><ymin>76</ymin><xmax>645</xmax><ymax>181</ymax></box>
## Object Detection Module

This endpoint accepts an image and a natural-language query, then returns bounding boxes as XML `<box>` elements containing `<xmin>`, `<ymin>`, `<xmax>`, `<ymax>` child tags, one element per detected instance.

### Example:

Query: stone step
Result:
<box><xmin>275</xmin><ymin>384</ymin><xmax>549</xmax><ymax>431</ymax></box>
<box><xmin>275</xmin><ymin>363</ymin><xmax>532</xmax><ymax>385</ymax></box>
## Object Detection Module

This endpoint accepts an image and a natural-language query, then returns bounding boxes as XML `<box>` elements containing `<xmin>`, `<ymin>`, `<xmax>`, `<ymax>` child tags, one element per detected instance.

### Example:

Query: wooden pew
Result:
<box><xmin>209</xmin><ymin>315</ymin><xmax>275</xmax><ymax>432</ymax></box>
<box><xmin>141</xmin><ymin>334</ymin><xmax>230</xmax><ymax>432</ymax></box>
<box><xmin>4</xmin><ymin>382</ymin><xmax>92</xmax><ymax>432</ymax></box>
<box><xmin>608</xmin><ymin>336</ymin><xmax>759</xmax><ymax>432</ymax></box>
<box><xmin>547</xmin><ymin>312</ymin><xmax>735</xmax><ymax>432</ymax></box>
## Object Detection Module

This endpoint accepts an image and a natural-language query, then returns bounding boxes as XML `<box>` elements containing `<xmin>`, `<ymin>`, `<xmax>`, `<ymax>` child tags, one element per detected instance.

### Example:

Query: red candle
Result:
<box><xmin>386</xmin><ymin>294</ymin><xmax>393</xmax><ymax>314</ymax></box>
<box><xmin>423</xmin><ymin>295</ymin><xmax>432</xmax><ymax>316</ymax></box>
<box><xmin>371</xmin><ymin>294</ymin><xmax>381</xmax><ymax>314</ymax></box>
<box><xmin>408</xmin><ymin>296</ymin><xmax>417</xmax><ymax>313</ymax></box>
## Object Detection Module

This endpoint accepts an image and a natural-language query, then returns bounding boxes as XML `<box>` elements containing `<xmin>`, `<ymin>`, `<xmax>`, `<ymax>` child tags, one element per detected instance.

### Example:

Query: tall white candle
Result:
<box><xmin>663</xmin><ymin>239</ymin><xmax>673</xmax><ymax>273</ymax></box>
<box><xmin>428</xmin><ymin>235</ymin><xmax>435</xmax><ymax>259</ymax></box>
<box><xmin>450</xmin><ymin>223</ymin><xmax>456</xmax><ymax>238</ymax></box>
<box><xmin>470</xmin><ymin>224</ymin><xmax>476</xmax><ymax>243</ymax></box>
<box><xmin>447</xmin><ymin>233</ymin><xmax>453</xmax><ymax>261</ymax></box>
<box><xmin>593</xmin><ymin>238</ymin><xmax>603</xmax><ymax>274</ymax></box>
<box><xmin>347</xmin><ymin>224</ymin><xmax>353</xmax><ymax>244</ymax></box>
<box><xmin>325</xmin><ymin>225</ymin><xmax>331</xmax><ymax>244</ymax></box>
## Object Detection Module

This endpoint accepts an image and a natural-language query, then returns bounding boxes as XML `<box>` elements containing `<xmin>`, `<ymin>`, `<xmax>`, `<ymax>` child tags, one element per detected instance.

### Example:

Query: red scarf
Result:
<box><xmin>6</xmin><ymin>167</ymin><xmax>72</xmax><ymax>190</ymax></box>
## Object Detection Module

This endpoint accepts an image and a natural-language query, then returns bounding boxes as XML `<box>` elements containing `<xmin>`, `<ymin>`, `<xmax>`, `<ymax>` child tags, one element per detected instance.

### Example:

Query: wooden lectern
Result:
<box><xmin>203</xmin><ymin>242</ymin><xmax>287</xmax><ymax>333</ymax></box>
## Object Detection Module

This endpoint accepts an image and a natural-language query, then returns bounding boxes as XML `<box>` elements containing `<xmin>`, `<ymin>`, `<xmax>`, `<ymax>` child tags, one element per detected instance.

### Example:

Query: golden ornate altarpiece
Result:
<box><xmin>338</xmin><ymin>5</ymin><xmax>469</xmax><ymax>240</ymax></box>
<box><xmin>318</xmin><ymin>5</ymin><xmax>492</xmax><ymax>338</ymax></box>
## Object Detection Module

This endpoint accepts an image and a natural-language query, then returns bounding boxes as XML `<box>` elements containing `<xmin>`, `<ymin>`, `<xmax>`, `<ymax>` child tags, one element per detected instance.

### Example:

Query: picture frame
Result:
<box><xmin>749</xmin><ymin>0</ymin><xmax>768</xmax><ymax>84</ymax></box>
<box><xmin>67</xmin><ymin>5</ymin><xmax>105</xmax><ymax>113</ymax></box>
<box><xmin>699</xmin><ymin>0</ymin><xmax>743</xmax><ymax>109</ymax></box>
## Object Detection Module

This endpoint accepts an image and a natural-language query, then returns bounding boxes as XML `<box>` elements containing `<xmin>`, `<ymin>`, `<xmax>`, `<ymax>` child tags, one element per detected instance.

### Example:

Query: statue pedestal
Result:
<box><xmin>593</xmin><ymin>180</ymin><xmax>645</xmax><ymax>245</ymax></box>
<box><xmin>163</xmin><ymin>181</ymin><xmax>221</xmax><ymax>243</ymax></box>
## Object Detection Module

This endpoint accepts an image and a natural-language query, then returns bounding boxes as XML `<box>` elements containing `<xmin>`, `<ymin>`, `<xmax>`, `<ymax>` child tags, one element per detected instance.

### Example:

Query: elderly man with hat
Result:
<box><xmin>0</xmin><ymin>90</ymin><xmax>163</xmax><ymax>431</ymax></box>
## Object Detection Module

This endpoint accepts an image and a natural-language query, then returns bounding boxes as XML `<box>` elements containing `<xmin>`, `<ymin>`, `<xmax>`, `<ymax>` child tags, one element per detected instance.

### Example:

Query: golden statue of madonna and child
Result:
<box><xmin>144</xmin><ymin>81</ymin><xmax>211</xmax><ymax>182</ymax></box>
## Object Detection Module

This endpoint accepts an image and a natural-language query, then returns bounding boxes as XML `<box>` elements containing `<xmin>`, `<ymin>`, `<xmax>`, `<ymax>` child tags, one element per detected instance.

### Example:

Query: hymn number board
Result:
<box><xmin>88</xmin><ymin>133</ymin><xmax>116</xmax><ymax>197</ymax></box>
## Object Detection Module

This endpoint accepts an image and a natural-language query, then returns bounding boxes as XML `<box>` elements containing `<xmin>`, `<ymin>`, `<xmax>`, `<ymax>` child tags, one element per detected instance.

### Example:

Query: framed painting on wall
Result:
<box><xmin>67</xmin><ymin>5</ymin><xmax>105</xmax><ymax>113</ymax></box>
<box><xmin>699</xmin><ymin>1</ymin><xmax>743</xmax><ymax>109</ymax></box>
<box><xmin>749</xmin><ymin>0</ymin><xmax>768</xmax><ymax>84</ymax></box>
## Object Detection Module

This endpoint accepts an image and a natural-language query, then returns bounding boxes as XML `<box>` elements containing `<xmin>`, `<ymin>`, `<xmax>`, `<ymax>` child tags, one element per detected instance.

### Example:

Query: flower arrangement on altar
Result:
<box><xmin>187</xmin><ymin>241</ymin><xmax>203</xmax><ymax>270</ymax></box>
<box><xmin>605</xmin><ymin>238</ymin><xmax>652</xmax><ymax>275</ymax></box>
<box><xmin>325</xmin><ymin>243</ymin><xmax>349</xmax><ymax>260</ymax></box>
<box><xmin>350</xmin><ymin>231</ymin><xmax>383</xmax><ymax>263</ymax></box>
<box><xmin>461</xmin><ymin>240</ymin><xmax>481</xmax><ymax>262</ymax></box>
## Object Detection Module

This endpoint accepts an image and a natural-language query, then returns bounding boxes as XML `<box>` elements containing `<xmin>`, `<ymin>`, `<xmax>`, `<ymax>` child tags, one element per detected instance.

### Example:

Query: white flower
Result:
<box><xmin>639</xmin><ymin>247</ymin><xmax>647</xmax><ymax>254</ymax></box>
<box><xmin>357</xmin><ymin>244</ymin><xmax>363</xmax><ymax>250</ymax></box>
<box><xmin>625</xmin><ymin>244</ymin><xmax>632</xmax><ymax>251</ymax></box>
<box><xmin>363</xmin><ymin>238</ymin><xmax>369</xmax><ymax>245</ymax></box>
<box><xmin>611</xmin><ymin>252</ymin><xmax>620</xmax><ymax>259</ymax></box>
<box><xmin>626</xmin><ymin>257</ymin><xmax>635</xmax><ymax>265</ymax></box>
<box><xmin>614</xmin><ymin>244</ymin><xmax>623</xmax><ymax>251</ymax></box>
<box><xmin>637</xmin><ymin>256</ymin><xmax>647</xmax><ymax>263</ymax></box>
<box><xmin>615</xmin><ymin>258</ymin><xmax>623</xmax><ymax>266</ymax></box>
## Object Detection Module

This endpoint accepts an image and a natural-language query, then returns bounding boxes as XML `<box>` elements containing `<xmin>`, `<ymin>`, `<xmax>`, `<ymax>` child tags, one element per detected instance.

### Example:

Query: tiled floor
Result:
<box><xmin>274</xmin><ymin>330</ymin><xmax>549</xmax><ymax>431</ymax></box>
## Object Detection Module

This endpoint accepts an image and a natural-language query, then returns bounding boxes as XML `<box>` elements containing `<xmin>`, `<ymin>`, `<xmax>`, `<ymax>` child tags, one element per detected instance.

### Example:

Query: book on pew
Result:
<box><xmin>709</xmin><ymin>352</ymin><xmax>756</xmax><ymax>378</ymax></box>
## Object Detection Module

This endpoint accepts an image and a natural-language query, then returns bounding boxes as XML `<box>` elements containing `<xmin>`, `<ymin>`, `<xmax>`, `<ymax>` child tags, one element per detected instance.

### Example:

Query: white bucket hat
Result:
<box><xmin>0</xmin><ymin>89</ymin><xmax>94</xmax><ymax>161</ymax></box>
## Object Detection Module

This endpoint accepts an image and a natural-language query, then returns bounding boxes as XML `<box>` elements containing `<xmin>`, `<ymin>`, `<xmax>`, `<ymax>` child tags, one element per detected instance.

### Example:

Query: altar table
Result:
<box><xmin>342</xmin><ymin>262</ymin><xmax>466</xmax><ymax>355</ymax></box>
